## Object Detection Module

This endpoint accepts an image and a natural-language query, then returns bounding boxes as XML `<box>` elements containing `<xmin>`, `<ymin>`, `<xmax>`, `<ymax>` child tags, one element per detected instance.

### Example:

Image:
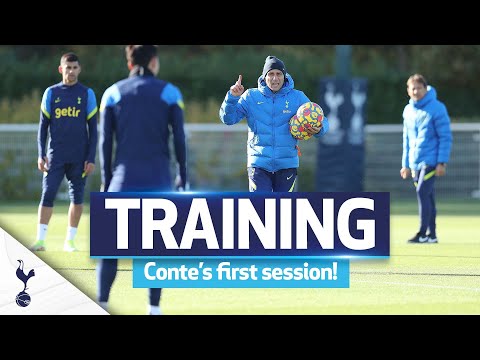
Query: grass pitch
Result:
<box><xmin>0</xmin><ymin>199</ymin><xmax>479</xmax><ymax>315</ymax></box>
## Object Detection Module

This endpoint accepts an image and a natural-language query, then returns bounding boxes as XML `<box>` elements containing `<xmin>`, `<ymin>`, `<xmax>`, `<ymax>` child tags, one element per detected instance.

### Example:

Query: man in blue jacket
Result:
<box><xmin>400</xmin><ymin>74</ymin><xmax>452</xmax><ymax>244</ymax></box>
<box><xmin>97</xmin><ymin>45</ymin><xmax>187</xmax><ymax>315</ymax></box>
<box><xmin>219</xmin><ymin>55</ymin><xmax>329</xmax><ymax>192</ymax></box>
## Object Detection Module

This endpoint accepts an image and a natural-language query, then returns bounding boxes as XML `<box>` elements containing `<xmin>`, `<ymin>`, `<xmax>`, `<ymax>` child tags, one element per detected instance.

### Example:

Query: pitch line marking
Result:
<box><xmin>355</xmin><ymin>279</ymin><xmax>480</xmax><ymax>292</ymax></box>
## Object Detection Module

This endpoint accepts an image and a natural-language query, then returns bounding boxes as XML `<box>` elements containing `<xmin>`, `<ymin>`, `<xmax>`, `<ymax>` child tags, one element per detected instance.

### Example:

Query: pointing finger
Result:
<box><xmin>236</xmin><ymin>74</ymin><xmax>242</xmax><ymax>85</ymax></box>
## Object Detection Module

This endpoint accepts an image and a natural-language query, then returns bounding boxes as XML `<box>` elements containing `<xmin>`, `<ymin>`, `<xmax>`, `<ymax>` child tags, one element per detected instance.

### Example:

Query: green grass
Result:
<box><xmin>1</xmin><ymin>199</ymin><xmax>479</xmax><ymax>315</ymax></box>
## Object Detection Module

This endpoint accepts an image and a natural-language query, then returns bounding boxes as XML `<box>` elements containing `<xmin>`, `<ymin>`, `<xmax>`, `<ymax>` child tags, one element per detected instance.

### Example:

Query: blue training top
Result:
<box><xmin>99</xmin><ymin>72</ymin><xmax>187</xmax><ymax>192</ymax></box>
<box><xmin>38</xmin><ymin>82</ymin><xmax>98</xmax><ymax>164</ymax></box>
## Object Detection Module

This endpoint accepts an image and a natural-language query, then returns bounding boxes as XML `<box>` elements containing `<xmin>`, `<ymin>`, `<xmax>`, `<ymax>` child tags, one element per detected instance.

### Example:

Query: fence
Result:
<box><xmin>0</xmin><ymin>123</ymin><xmax>479</xmax><ymax>201</ymax></box>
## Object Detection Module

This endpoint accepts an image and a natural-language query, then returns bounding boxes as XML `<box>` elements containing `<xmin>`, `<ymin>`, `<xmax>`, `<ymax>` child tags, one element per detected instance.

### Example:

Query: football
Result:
<box><xmin>289</xmin><ymin>102</ymin><xmax>324</xmax><ymax>140</ymax></box>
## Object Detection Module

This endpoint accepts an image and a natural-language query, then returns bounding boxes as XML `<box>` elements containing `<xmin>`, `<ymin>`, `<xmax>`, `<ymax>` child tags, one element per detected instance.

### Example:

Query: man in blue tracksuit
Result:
<box><xmin>97</xmin><ymin>45</ymin><xmax>187</xmax><ymax>315</ymax></box>
<box><xmin>400</xmin><ymin>74</ymin><xmax>452</xmax><ymax>244</ymax></box>
<box><xmin>219</xmin><ymin>55</ymin><xmax>329</xmax><ymax>192</ymax></box>
<box><xmin>32</xmin><ymin>52</ymin><xmax>98</xmax><ymax>252</ymax></box>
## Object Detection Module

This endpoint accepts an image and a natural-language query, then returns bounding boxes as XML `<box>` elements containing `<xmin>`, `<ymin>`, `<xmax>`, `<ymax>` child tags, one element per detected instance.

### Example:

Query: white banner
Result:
<box><xmin>0</xmin><ymin>227</ymin><xmax>108</xmax><ymax>315</ymax></box>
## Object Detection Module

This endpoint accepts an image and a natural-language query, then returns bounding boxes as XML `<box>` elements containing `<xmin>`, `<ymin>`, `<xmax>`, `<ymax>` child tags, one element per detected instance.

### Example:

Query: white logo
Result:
<box><xmin>287</xmin><ymin>174</ymin><xmax>294</xmax><ymax>180</ymax></box>
<box><xmin>322</xmin><ymin>81</ymin><xmax>345</xmax><ymax>146</ymax></box>
<box><xmin>349</xmin><ymin>81</ymin><xmax>366</xmax><ymax>145</ymax></box>
<box><xmin>257</xmin><ymin>101</ymin><xmax>264</xmax><ymax>105</ymax></box>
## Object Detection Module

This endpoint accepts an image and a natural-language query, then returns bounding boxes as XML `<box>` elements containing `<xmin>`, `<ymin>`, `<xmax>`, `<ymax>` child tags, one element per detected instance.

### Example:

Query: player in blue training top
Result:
<box><xmin>31</xmin><ymin>52</ymin><xmax>98</xmax><ymax>252</ymax></box>
<box><xmin>97</xmin><ymin>45</ymin><xmax>187</xmax><ymax>315</ymax></box>
<box><xmin>219</xmin><ymin>55</ymin><xmax>329</xmax><ymax>192</ymax></box>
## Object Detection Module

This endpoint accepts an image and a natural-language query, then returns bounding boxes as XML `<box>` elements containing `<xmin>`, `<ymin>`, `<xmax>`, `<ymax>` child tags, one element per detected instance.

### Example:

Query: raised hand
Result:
<box><xmin>230</xmin><ymin>74</ymin><xmax>245</xmax><ymax>97</ymax></box>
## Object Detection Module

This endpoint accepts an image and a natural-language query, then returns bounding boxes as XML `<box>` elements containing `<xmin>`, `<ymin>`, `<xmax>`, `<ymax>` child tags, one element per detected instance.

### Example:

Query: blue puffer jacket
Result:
<box><xmin>402</xmin><ymin>86</ymin><xmax>452</xmax><ymax>170</ymax></box>
<box><xmin>219</xmin><ymin>73</ymin><xmax>329</xmax><ymax>172</ymax></box>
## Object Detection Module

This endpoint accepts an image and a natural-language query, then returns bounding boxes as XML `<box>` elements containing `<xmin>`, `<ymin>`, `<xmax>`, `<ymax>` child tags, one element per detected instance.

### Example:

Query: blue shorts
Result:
<box><xmin>248</xmin><ymin>167</ymin><xmax>297</xmax><ymax>192</ymax></box>
<box><xmin>40</xmin><ymin>161</ymin><xmax>87</xmax><ymax>207</ymax></box>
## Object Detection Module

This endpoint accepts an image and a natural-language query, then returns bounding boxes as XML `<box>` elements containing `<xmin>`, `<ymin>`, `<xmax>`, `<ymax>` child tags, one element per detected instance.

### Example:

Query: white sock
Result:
<box><xmin>148</xmin><ymin>305</ymin><xmax>162</xmax><ymax>315</ymax></box>
<box><xmin>37</xmin><ymin>224</ymin><xmax>48</xmax><ymax>241</ymax></box>
<box><xmin>99</xmin><ymin>301</ymin><xmax>108</xmax><ymax>311</ymax></box>
<box><xmin>66</xmin><ymin>226</ymin><xmax>78</xmax><ymax>241</ymax></box>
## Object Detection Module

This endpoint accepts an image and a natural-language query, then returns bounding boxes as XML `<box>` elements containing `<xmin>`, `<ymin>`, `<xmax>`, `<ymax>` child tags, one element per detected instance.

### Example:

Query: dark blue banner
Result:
<box><xmin>317</xmin><ymin>77</ymin><xmax>368</xmax><ymax>192</ymax></box>
<box><xmin>90</xmin><ymin>192</ymin><xmax>389</xmax><ymax>258</ymax></box>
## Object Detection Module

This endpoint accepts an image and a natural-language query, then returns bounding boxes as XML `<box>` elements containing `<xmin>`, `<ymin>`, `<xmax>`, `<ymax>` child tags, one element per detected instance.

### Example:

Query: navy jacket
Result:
<box><xmin>99</xmin><ymin>69</ymin><xmax>187</xmax><ymax>192</ymax></box>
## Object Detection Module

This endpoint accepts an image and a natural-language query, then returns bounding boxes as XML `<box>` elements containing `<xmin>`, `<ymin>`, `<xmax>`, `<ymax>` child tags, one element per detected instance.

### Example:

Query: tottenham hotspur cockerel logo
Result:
<box><xmin>15</xmin><ymin>259</ymin><xmax>35</xmax><ymax>307</ymax></box>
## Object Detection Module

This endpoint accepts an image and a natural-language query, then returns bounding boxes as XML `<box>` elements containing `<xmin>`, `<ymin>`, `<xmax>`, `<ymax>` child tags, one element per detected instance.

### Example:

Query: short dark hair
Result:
<box><xmin>60</xmin><ymin>52</ymin><xmax>79</xmax><ymax>64</ymax></box>
<box><xmin>125</xmin><ymin>45</ymin><xmax>158</xmax><ymax>67</ymax></box>
<box><xmin>407</xmin><ymin>73</ymin><xmax>427</xmax><ymax>88</ymax></box>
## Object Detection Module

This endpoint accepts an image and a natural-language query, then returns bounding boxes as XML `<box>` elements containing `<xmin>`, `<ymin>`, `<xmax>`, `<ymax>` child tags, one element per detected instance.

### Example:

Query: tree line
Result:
<box><xmin>1</xmin><ymin>45</ymin><xmax>479</xmax><ymax>124</ymax></box>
